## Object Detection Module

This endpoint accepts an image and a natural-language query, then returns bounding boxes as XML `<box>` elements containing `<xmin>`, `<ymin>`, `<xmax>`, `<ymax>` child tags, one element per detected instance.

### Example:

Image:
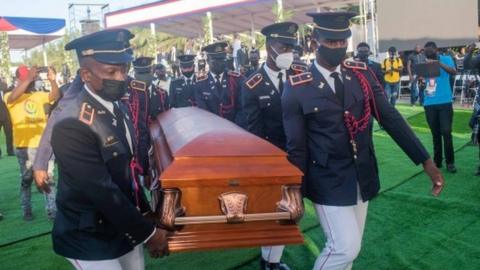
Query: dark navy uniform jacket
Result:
<box><xmin>282</xmin><ymin>60</ymin><xmax>429</xmax><ymax>206</ymax></box>
<box><xmin>149</xmin><ymin>81</ymin><xmax>170</xmax><ymax>119</ymax></box>
<box><xmin>242</xmin><ymin>63</ymin><xmax>308</xmax><ymax>150</ymax></box>
<box><xmin>123</xmin><ymin>78</ymin><xmax>150</xmax><ymax>175</ymax></box>
<box><xmin>51</xmin><ymin>88</ymin><xmax>154</xmax><ymax>260</ymax></box>
<box><xmin>194</xmin><ymin>70</ymin><xmax>244</xmax><ymax>125</ymax></box>
<box><xmin>169</xmin><ymin>75</ymin><xmax>196</xmax><ymax>108</ymax></box>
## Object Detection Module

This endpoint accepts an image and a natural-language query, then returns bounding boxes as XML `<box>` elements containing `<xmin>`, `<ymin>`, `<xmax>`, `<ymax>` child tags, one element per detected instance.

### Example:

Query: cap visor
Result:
<box><xmin>94</xmin><ymin>52</ymin><xmax>133</xmax><ymax>65</ymax></box>
<box><xmin>315</xmin><ymin>29</ymin><xmax>352</xmax><ymax>40</ymax></box>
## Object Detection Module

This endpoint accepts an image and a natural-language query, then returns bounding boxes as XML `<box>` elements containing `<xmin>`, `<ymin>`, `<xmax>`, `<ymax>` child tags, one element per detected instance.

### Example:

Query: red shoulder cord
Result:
<box><xmin>126</xmin><ymin>89</ymin><xmax>143</xmax><ymax>208</ymax></box>
<box><xmin>344</xmin><ymin>69</ymin><xmax>381</xmax><ymax>159</ymax></box>
<box><xmin>158</xmin><ymin>88</ymin><xmax>167</xmax><ymax>111</ymax></box>
<box><xmin>219</xmin><ymin>75</ymin><xmax>237</xmax><ymax>117</ymax></box>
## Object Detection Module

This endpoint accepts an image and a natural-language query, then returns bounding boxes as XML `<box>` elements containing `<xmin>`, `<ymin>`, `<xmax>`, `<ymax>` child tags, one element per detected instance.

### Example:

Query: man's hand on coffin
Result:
<box><xmin>145</xmin><ymin>228</ymin><xmax>170</xmax><ymax>258</ymax></box>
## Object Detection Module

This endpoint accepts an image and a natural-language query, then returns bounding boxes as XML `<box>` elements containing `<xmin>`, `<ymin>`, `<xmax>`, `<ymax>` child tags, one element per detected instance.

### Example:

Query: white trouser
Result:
<box><xmin>67</xmin><ymin>244</ymin><xmax>144</xmax><ymax>270</ymax></box>
<box><xmin>261</xmin><ymin>245</ymin><xmax>285</xmax><ymax>263</ymax></box>
<box><xmin>313</xmin><ymin>192</ymin><xmax>369</xmax><ymax>270</ymax></box>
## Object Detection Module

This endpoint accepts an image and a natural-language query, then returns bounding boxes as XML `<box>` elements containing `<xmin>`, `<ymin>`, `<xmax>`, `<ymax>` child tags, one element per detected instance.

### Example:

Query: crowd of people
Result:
<box><xmin>2</xmin><ymin>9</ymin><xmax>480</xmax><ymax>270</ymax></box>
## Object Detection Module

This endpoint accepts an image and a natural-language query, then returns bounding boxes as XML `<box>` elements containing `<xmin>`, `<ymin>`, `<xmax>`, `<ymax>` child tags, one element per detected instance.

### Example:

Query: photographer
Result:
<box><xmin>4</xmin><ymin>65</ymin><xmax>60</xmax><ymax>221</ymax></box>
<box><xmin>422</xmin><ymin>41</ymin><xmax>457</xmax><ymax>173</ymax></box>
<box><xmin>382</xmin><ymin>46</ymin><xmax>403</xmax><ymax>106</ymax></box>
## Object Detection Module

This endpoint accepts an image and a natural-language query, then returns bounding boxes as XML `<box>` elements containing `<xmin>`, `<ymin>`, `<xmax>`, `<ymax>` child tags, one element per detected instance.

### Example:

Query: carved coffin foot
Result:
<box><xmin>277</xmin><ymin>185</ymin><xmax>304</xmax><ymax>224</ymax></box>
<box><xmin>157</xmin><ymin>188</ymin><xmax>186</xmax><ymax>230</ymax></box>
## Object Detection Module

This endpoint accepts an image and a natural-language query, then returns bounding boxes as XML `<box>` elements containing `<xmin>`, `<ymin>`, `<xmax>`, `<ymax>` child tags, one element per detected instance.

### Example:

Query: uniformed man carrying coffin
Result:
<box><xmin>51</xmin><ymin>29</ymin><xmax>169</xmax><ymax>270</ymax></box>
<box><xmin>242</xmin><ymin>21</ymin><xmax>305</xmax><ymax>270</ymax></box>
<box><xmin>282</xmin><ymin>12</ymin><xmax>445</xmax><ymax>270</ymax></box>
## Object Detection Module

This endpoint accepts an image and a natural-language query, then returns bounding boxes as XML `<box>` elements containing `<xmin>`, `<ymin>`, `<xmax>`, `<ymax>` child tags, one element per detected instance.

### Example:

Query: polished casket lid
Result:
<box><xmin>150</xmin><ymin>108</ymin><xmax>302</xmax><ymax>186</ymax></box>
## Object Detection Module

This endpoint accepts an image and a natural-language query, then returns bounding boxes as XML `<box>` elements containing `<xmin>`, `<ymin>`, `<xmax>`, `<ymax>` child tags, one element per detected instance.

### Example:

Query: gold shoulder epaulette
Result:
<box><xmin>343</xmin><ymin>59</ymin><xmax>367</xmax><ymax>70</ymax></box>
<box><xmin>130</xmin><ymin>80</ymin><xmax>146</xmax><ymax>91</ymax></box>
<box><xmin>291</xmin><ymin>63</ymin><xmax>308</xmax><ymax>73</ymax></box>
<box><xmin>79</xmin><ymin>102</ymin><xmax>95</xmax><ymax>126</ymax></box>
<box><xmin>245</xmin><ymin>73</ymin><xmax>263</xmax><ymax>89</ymax></box>
<box><xmin>288</xmin><ymin>72</ymin><xmax>313</xmax><ymax>87</ymax></box>
<box><xmin>228</xmin><ymin>70</ymin><xmax>241</xmax><ymax>77</ymax></box>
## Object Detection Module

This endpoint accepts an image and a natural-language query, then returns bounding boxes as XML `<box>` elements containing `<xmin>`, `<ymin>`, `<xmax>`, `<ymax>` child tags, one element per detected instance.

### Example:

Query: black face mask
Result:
<box><xmin>357</xmin><ymin>51</ymin><xmax>369</xmax><ymax>62</ymax></box>
<box><xmin>425</xmin><ymin>50</ymin><xmax>438</xmax><ymax>59</ymax></box>
<box><xmin>135</xmin><ymin>73</ymin><xmax>153</xmax><ymax>85</ymax></box>
<box><xmin>317</xmin><ymin>45</ymin><xmax>347</xmax><ymax>67</ymax></box>
<box><xmin>182</xmin><ymin>71</ymin><xmax>194</xmax><ymax>78</ymax></box>
<box><xmin>181</xmin><ymin>65</ymin><xmax>195</xmax><ymax>78</ymax></box>
<box><xmin>96</xmin><ymin>79</ymin><xmax>128</xmax><ymax>102</ymax></box>
<box><xmin>211</xmin><ymin>60</ymin><xmax>226</xmax><ymax>75</ymax></box>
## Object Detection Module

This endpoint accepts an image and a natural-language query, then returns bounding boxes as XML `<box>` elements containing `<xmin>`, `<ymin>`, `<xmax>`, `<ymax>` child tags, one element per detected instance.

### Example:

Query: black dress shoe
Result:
<box><xmin>260</xmin><ymin>257</ymin><xmax>291</xmax><ymax>270</ymax></box>
<box><xmin>435</xmin><ymin>162</ymin><xmax>443</xmax><ymax>169</ymax></box>
<box><xmin>446</xmin><ymin>164</ymin><xmax>457</xmax><ymax>173</ymax></box>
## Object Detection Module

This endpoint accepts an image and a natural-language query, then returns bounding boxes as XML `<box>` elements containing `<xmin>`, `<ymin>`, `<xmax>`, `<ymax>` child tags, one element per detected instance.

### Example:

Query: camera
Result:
<box><xmin>37</xmin><ymin>66</ymin><xmax>49</xmax><ymax>73</ymax></box>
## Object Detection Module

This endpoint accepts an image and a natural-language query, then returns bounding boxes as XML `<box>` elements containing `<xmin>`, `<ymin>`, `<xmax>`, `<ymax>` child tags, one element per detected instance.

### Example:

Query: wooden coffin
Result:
<box><xmin>149</xmin><ymin>107</ymin><xmax>304</xmax><ymax>252</ymax></box>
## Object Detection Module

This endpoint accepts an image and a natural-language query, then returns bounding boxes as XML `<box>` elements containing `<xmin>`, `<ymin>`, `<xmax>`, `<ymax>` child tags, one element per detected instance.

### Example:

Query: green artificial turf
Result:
<box><xmin>1</xmin><ymin>104</ymin><xmax>479</xmax><ymax>270</ymax></box>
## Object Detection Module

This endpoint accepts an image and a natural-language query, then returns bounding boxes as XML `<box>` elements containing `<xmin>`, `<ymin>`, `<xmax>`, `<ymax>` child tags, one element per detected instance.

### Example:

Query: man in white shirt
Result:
<box><xmin>232</xmin><ymin>33</ymin><xmax>242</xmax><ymax>71</ymax></box>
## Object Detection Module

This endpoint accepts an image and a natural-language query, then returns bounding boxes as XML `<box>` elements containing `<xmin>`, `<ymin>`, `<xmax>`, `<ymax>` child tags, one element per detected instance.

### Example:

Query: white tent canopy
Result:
<box><xmin>7</xmin><ymin>28</ymin><xmax>65</xmax><ymax>50</ymax></box>
<box><xmin>105</xmin><ymin>0</ymin><xmax>358</xmax><ymax>38</ymax></box>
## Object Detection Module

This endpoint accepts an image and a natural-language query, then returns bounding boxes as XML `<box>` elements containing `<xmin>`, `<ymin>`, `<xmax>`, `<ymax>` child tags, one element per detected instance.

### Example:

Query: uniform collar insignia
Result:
<box><xmin>319</xmin><ymin>82</ymin><xmax>325</xmax><ymax>89</ymax></box>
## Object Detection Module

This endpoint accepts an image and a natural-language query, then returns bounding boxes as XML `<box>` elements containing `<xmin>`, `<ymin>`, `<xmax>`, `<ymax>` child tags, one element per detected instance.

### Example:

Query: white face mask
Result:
<box><xmin>271</xmin><ymin>46</ymin><xmax>294</xmax><ymax>70</ymax></box>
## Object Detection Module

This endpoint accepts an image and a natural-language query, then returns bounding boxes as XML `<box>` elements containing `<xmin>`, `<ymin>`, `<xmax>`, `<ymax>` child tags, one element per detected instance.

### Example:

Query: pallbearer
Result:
<box><xmin>242</xmin><ymin>21</ymin><xmax>301</xmax><ymax>270</ymax></box>
<box><xmin>51</xmin><ymin>29</ymin><xmax>169</xmax><ymax>269</ymax></box>
<box><xmin>282</xmin><ymin>12</ymin><xmax>445</xmax><ymax>270</ymax></box>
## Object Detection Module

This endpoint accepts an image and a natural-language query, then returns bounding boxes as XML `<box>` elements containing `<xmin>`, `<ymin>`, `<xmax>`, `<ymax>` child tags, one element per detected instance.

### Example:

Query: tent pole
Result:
<box><xmin>250</xmin><ymin>13</ymin><xmax>256</xmax><ymax>48</ymax></box>
<box><xmin>370</xmin><ymin>0</ymin><xmax>379</xmax><ymax>56</ymax></box>
<box><xmin>150</xmin><ymin>23</ymin><xmax>158</xmax><ymax>64</ymax></box>
<box><xmin>42</xmin><ymin>40</ymin><xmax>48</xmax><ymax>66</ymax></box>
<box><xmin>276</xmin><ymin>0</ymin><xmax>284</xmax><ymax>22</ymax></box>
<box><xmin>206</xmin><ymin>12</ymin><xmax>213</xmax><ymax>44</ymax></box>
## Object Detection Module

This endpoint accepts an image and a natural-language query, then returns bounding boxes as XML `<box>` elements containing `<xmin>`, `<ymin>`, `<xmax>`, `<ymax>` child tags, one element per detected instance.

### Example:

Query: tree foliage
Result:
<box><xmin>0</xmin><ymin>32</ymin><xmax>12</xmax><ymax>84</ymax></box>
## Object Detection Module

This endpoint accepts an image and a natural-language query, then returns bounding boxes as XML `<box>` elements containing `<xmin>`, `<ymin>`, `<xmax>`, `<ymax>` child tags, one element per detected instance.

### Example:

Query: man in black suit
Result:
<box><xmin>282</xmin><ymin>12</ymin><xmax>444</xmax><ymax>270</ymax></box>
<box><xmin>355</xmin><ymin>42</ymin><xmax>384</xmax><ymax>87</ymax></box>
<box><xmin>51</xmin><ymin>29</ymin><xmax>168</xmax><ymax>270</ymax></box>
<box><xmin>169</xmin><ymin>54</ymin><xmax>197</xmax><ymax>108</ymax></box>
